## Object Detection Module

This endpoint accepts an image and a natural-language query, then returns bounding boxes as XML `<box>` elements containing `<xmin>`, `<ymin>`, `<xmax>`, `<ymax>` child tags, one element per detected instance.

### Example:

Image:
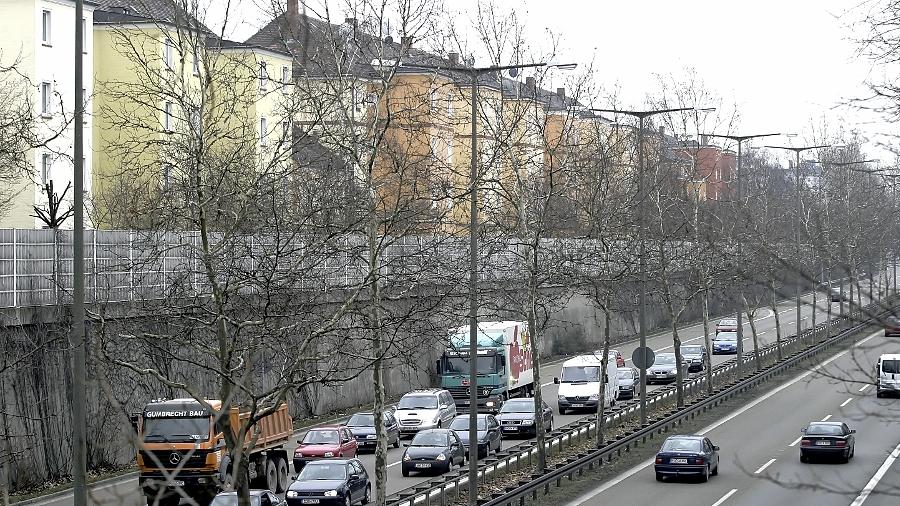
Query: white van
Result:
<box><xmin>876</xmin><ymin>354</ymin><xmax>900</xmax><ymax>398</ymax></box>
<box><xmin>554</xmin><ymin>353</ymin><xmax>619</xmax><ymax>415</ymax></box>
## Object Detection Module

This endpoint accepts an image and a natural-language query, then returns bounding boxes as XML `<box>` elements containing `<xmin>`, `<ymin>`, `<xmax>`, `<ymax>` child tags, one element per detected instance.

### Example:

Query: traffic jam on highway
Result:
<box><xmin>126</xmin><ymin>285</ymin><xmax>900</xmax><ymax>506</ymax></box>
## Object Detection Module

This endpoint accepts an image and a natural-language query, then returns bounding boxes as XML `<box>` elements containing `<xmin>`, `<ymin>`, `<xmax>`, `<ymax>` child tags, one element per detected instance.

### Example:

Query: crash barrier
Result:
<box><xmin>384</xmin><ymin>301</ymin><xmax>889</xmax><ymax>506</ymax></box>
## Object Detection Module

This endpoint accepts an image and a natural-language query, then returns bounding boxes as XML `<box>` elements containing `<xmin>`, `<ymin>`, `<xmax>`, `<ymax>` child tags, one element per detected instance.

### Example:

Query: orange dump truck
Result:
<box><xmin>134</xmin><ymin>398</ymin><xmax>292</xmax><ymax>506</ymax></box>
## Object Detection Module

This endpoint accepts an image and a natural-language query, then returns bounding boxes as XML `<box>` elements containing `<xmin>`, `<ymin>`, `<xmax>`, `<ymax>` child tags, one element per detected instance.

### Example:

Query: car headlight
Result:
<box><xmin>324</xmin><ymin>452</ymin><xmax>334</xmax><ymax>457</ymax></box>
<box><xmin>403</xmin><ymin>453</ymin><xmax>411</xmax><ymax>462</ymax></box>
<box><xmin>589</xmin><ymin>394</ymin><xmax>599</xmax><ymax>400</ymax></box>
<box><xmin>558</xmin><ymin>395</ymin><xmax>566</xmax><ymax>401</ymax></box>
<box><xmin>436</xmin><ymin>453</ymin><xmax>447</xmax><ymax>461</ymax></box>
<box><xmin>286</xmin><ymin>491</ymin><xmax>298</xmax><ymax>498</ymax></box>
<box><xmin>294</xmin><ymin>450</ymin><xmax>304</xmax><ymax>457</ymax></box>
<box><xmin>521</xmin><ymin>419</ymin><xmax>534</xmax><ymax>425</ymax></box>
<box><xmin>324</xmin><ymin>490</ymin><xmax>338</xmax><ymax>497</ymax></box>
<box><xmin>669</xmin><ymin>369</ymin><xmax>677</xmax><ymax>374</ymax></box>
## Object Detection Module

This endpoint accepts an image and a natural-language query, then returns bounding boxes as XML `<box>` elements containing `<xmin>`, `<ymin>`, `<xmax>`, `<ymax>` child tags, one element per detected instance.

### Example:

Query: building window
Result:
<box><xmin>164</xmin><ymin>101</ymin><xmax>173</xmax><ymax>132</ymax></box>
<box><xmin>162</xmin><ymin>164</ymin><xmax>172</xmax><ymax>191</ymax></box>
<box><xmin>430</xmin><ymin>90</ymin><xmax>438</xmax><ymax>112</ymax></box>
<box><xmin>164</xmin><ymin>39</ymin><xmax>174</xmax><ymax>70</ymax></box>
<box><xmin>281</xmin><ymin>120</ymin><xmax>290</xmax><ymax>144</ymax></box>
<box><xmin>81</xmin><ymin>88</ymin><xmax>88</xmax><ymax>123</ymax></box>
<box><xmin>41</xmin><ymin>153</ymin><xmax>51</xmax><ymax>183</ymax></box>
<box><xmin>41</xmin><ymin>10</ymin><xmax>51</xmax><ymax>45</ymax></box>
<box><xmin>260</xmin><ymin>116</ymin><xmax>268</xmax><ymax>146</ymax></box>
<box><xmin>192</xmin><ymin>48</ymin><xmax>200</xmax><ymax>75</ymax></box>
<box><xmin>82</xmin><ymin>18</ymin><xmax>87</xmax><ymax>53</ymax></box>
<box><xmin>281</xmin><ymin>65</ymin><xmax>290</xmax><ymax>93</ymax></box>
<box><xmin>259</xmin><ymin>62</ymin><xmax>268</xmax><ymax>92</ymax></box>
<box><xmin>40</xmin><ymin>82</ymin><xmax>52</xmax><ymax>116</ymax></box>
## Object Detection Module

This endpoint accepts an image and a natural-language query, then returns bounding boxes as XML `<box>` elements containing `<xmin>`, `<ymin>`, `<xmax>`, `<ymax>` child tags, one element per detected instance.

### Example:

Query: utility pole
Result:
<box><xmin>706</xmin><ymin>132</ymin><xmax>779</xmax><ymax>373</ymax></box>
<box><xmin>591</xmin><ymin>106</ymin><xmax>712</xmax><ymax>426</ymax></box>
<box><xmin>72</xmin><ymin>1</ymin><xmax>88</xmax><ymax>506</ymax></box>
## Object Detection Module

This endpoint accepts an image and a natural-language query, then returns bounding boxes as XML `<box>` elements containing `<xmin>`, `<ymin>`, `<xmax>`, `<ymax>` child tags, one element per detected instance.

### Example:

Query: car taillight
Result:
<box><xmin>655</xmin><ymin>457</ymin><xmax>663</xmax><ymax>464</ymax></box>
<box><xmin>836</xmin><ymin>440</ymin><xmax>847</xmax><ymax>447</ymax></box>
<box><xmin>800</xmin><ymin>439</ymin><xmax>811</xmax><ymax>446</ymax></box>
<box><xmin>693</xmin><ymin>457</ymin><xmax>706</xmax><ymax>465</ymax></box>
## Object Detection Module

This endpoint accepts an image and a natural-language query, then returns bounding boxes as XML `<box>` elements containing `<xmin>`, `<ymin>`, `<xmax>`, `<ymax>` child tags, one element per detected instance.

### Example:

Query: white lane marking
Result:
<box><xmin>571</xmin><ymin>329</ymin><xmax>883</xmax><ymax>505</ymax></box>
<box><xmin>711</xmin><ymin>488</ymin><xmax>738</xmax><ymax>506</ymax></box>
<box><xmin>859</xmin><ymin>384</ymin><xmax>871</xmax><ymax>392</ymax></box>
<box><xmin>388</xmin><ymin>460</ymin><xmax>402</xmax><ymax>468</ymax></box>
<box><xmin>754</xmin><ymin>458</ymin><xmax>777</xmax><ymax>474</ymax></box>
<box><xmin>841</xmin><ymin>398</ymin><xmax>853</xmax><ymax>408</ymax></box>
<box><xmin>541</xmin><ymin>381</ymin><xmax>554</xmax><ymax>387</ymax></box>
<box><xmin>822</xmin><ymin>414</ymin><xmax>833</xmax><ymax>421</ymax></box>
<box><xmin>850</xmin><ymin>441</ymin><xmax>900</xmax><ymax>506</ymax></box>
<box><xmin>789</xmin><ymin>436</ymin><xmax>803</xmax><ymax>447</ymax></box>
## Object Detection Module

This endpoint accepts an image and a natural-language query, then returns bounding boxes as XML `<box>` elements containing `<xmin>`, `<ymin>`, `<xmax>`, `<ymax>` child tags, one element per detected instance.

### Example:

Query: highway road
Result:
<box><xmin>570</xmin><ymin>326</ymin><xmax>900</xmax><ymax>506</ymax></box>
<box><xmin>26</xmin><ymin>281</ymin><xmax>875</xmax><ymax>506</ymax></box>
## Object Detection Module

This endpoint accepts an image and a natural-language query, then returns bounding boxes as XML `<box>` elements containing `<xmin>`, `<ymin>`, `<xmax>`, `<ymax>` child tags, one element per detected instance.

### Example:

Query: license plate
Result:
<box><xmin>670</xmin><ymin>458</ymin><xmax>688</xmax><ymax>464</ymax></box>
<box><xmin>168</xmin><ymin>480</ymin><xmax>185</xmax><ymax>488</ymax></box>
<box><xmin>415</xmin><ymin>463</ymin><xmax>431</xmax><ymax>468</ymax></box>
<box><xmin>301</xmin><ymin>500</ymin><xmax>320</xmax><ymax>505</ymax></box>
<box><xmin>816</xmin><ymin>441</ymin><xmax>831</xmax><ymax>446</ymax></box>
<box><xmin>503</xmin><ymin>426</ymin><xmax>518</xmax><ymax>431</ymax></box>
<box><xmin>367</xmin><ymin>435</ymin><xmax>377</xmax><ymax>439</ymax></box>
<box><xmin>571</xmin><ymin>403</ymin><xmax>584</xmax><ymax>407</ymax></box>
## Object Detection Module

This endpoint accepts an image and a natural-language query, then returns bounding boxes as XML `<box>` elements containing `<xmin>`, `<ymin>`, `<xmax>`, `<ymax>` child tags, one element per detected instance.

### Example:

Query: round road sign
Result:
<box><xmin>631</xmin><ymin>346</ymin><xmax>656</xmax><ymax>369</ymax></box>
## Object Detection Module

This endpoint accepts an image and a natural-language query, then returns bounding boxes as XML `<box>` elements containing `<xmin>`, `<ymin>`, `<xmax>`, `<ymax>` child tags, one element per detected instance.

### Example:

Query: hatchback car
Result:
<box><xmin>394</xmin><ymin>389</ymin><xmax>457</xmax><ymax>435</ymax></box>
<box><xmin>293</xmin><ymin>426</ymin><xmax>358</xmax><ymax>473</ymax></box>
<box><xmin>647</xmin><ymin>353</ymin><xmax>687</xmax><ymax>384</ymax></box>
<box><xmin>346</xmin><ymin>410</ymin><xmax>401</xmax><ymax>450</ymax></box>
<box><xmin>496</xmin><ymin>398</ymin><xmax>553</xmax><ymax>437</ymax></box>
<box><xmin>401</xmin><ymin>429</ymin><xmax>466</xmax><ymax>476</ymax></box>
<box><xmin>799</xmin><ymin>421</ymin><xmax>856</xmax><ymax>463</ymax></box>
<box><xmin>449</xmin><ymin>414</ymin><xmax>502</xmax><ymax>457</ymax></box>
<box><xmin>654</xmin><ymin>435</ymin><xmax>720</xmax><ymax>482</ymax></box>
<box><xmin>830</xmin><ymin>287</ymin><xmax>847</xmax><ymax>302</ymax></box>
<box><xmin>884</xmin><ymin>316</ymin><xmax>900</xmax><ymax>337</ymax></box>
<box><xmin>716</xmin><ymin>319</ymin><xmax>737</xmax><ymax>334</ymax></box>
<box><xmin>680</xmin><ymin>345</ymin><xmax>707</xmax><ymax>373</ymax></box>
<box><xmin>712</xmin><ymin>332</ymin><xmax>738</xmax><ymax>355</ymax></box>
<box><xmin>212</xmin><ymin>490</ymin><xmax>284</xmax><ymax>506</ymax></box>
<box><xmin>616</xmin><ymin>367</ymin><xmax>640</xmax><ymax>399</ymax></box>
<box><xmin>285</xmin><ymin>459</ymin><xmax>370</xmax><ymax>506</ymax></box>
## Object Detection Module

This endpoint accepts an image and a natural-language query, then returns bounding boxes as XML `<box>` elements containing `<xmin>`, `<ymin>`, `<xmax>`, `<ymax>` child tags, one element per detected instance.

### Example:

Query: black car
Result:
<box><xmin>449</xmin><ymin>414</ymin><xmax>502</xmax><ymax>458</ymax></box>
<box><xmin>680</xmin><ymin>345</ymin><xmax>707</xmax><ymax>373</ymax></box>
<box><xmin>496</xmin><ymin>398</ymin><xmax>553</xmax><ymax>437</ymax></box>
<box><xmin>211</xmin><ymin>490</ymin><xmax>284</xmax><ymax>506</ymax></box>
<box><xmin>799</xmin><ymin>421</ymin><xmax>856</xmax><ymax>463</ymax></box>
<box><xmin>401</xmin><ymin>429</ymin><xmax>466</xmax><ymax>477</ymax></box>
<box><xmin>616</xmin><ymin>367</ymin><xmax>639</xmax><ymax>400</ymax></box>
<box><xmin>285</xmin><ymin>459</ymin><xmax>370</xmax><ymax>506</ymax></box>
<box><xmin>654</xmin><ymin>435</ymin><xmax>720</xmax><ymax>482</ymax></box>
<box><xmin>346</xmin><ymin>411</ymin><xmax>401</xmax><ymax>450</ymax></box>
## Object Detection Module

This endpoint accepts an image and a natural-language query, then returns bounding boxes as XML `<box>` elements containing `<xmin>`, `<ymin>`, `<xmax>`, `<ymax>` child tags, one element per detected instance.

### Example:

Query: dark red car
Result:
<box><xmin>293</xmin><ymin>426</ymin><xmax>358</xmax><ymax>473</ymax></box>
<box><xmin>885</xmin><ymin>316</ymin><xmax>900</xmax><ymax>337</ymax></box>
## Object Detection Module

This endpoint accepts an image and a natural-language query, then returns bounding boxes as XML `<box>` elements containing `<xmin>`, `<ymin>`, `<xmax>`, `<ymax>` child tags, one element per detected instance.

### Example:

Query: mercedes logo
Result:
<box><xmin>169</xmin><ymin>452</ymin><xmax>181</xmax><ymax>465</ymax></box>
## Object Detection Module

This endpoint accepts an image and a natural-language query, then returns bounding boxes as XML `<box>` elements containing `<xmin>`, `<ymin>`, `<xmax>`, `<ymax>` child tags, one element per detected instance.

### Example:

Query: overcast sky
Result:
<box><xmin>209</xmin><ymin>0</ymin><xmax>894</xmax><ymax>162</ymax></box>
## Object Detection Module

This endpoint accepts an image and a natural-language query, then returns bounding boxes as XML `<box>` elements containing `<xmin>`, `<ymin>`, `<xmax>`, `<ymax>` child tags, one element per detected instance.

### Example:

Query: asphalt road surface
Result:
<box><xmin>25</xmin><ymin>281</ymin><xmax>877</xmax><ymax>506</ymax></box>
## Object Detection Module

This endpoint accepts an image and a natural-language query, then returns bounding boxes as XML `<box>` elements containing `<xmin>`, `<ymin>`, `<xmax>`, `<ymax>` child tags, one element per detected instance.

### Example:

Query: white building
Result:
<box><xmin>0</xmin><ymin>0</ymin><xmax>94</xmax><ymax>228</ymax></box>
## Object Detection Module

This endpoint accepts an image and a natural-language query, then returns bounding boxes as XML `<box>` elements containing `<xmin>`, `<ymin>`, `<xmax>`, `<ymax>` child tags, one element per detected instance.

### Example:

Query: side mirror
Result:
<box><xmin>436</xmin><ymin>359</ymin><xmax>443</xmax><ymax>375</ymax></box>
<box><xmin>297</xmin><ymin>439</ymin><xmax>303</xmax><ymax>444</ymax></box>
<box><xmin>713</xmin><ymin>445</ymin><xmax>720</xmax><ymax>451</ymax></box>
<box><xmin>403</xmin><ymin>443</ymin><xmax>410</xmax><ymax>447</ymax></box>
<box><xmin>800</xmin><ymin>428</ymin><xmax>807</xmax><ymax>434</ymax></box>
<box><xmin>553</xmin><ymin>377</ymin><xmax>560</xmax><ymax>384</ymax></box>
<box><xmin>349</xmin><ymin>474</ymin><xmax>359</xmax><ymax>481</ymax></box>
<box><xmin>851</xmin><ymin>429</ymin><xmax>857</xmax><ymax>434</ymax></box>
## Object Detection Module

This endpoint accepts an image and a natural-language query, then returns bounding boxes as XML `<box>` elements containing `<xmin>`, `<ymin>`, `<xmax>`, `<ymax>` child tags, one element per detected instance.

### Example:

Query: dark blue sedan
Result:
<box><xmin>285</xmin><ymin>459</ymin><xmax>370</xmax><ymax>506</ymax></box>
<box><xmin>654</xmin><ymin>435</ymin><xmax>720</xmax><ymax>482</ymax></box>
<box><xmin>712</xmin><ymin>332</ymin><xmax>738</xmax><ymax>354</ymax></box>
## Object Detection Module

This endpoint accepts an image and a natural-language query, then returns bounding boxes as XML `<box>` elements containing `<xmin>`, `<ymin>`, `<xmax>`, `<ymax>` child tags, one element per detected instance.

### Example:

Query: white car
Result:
<box><xmin>394</xmin><ymin>389</ymin><xmax>457</xmax><ymax>434</ymax></box>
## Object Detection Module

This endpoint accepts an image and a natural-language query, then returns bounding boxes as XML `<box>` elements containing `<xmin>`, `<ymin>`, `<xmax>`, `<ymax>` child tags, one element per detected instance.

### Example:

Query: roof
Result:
<box><xmin>308</xmin><ymin>425</ymin><xmax>343</xmax><ymax>431</ymax></box>
<box><xmin>453</xmin><ymin>413</ymin><xmax>493</xmax><ymax>419</ymax></box>
<box><xmin>666</xmin><ymin>434</ymin><xmax>705</xmax><ymax>440</ymax></box>
<box><xmin>214</xmin><ymin>490</ymin><xmax>271</xmax><ymax>497</ymax></box>
<box><xmin>879</xmin><ymin>354</ymin><xmax>900</xmax><ymax>360</ymax></box>
<box><xmin>402</xmin><ymin>388</ymin><xmax>445</xmax><ymax>395</ymax></box>
<box><xmin>92</xmin><ymin>0</ymin><xmax>210</xmax><ymax>31</ymax></box>
<box><xmin>808</xmin><ymin>421</ymin><xmax>844</xmax><ymax>426</ymax></box>
<box><xmin>563</xmin><ymin>354</ymin><xmax>611</xmax><ymax>366</ymax></box>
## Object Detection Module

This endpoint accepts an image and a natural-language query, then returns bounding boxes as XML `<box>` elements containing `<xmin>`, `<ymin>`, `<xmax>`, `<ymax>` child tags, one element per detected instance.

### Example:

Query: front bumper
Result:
<box><xmin>500</xmin><ymin>422</ymin><xmax>537</xmax><ymax>435</ymax></box>
<box><xmin>453</xmin><ymin>395</ymin><xmax>504</xmax><ymax>413</ymax></box>
<box><xmin>878</xmin><ymin>381</ymin><xmax>900</xmax><ymax>393</ymax></box>
<box><xmin>402</xmin><ymin>459</ymin><xmax>451</xmax><ymax>474</ymax></box>
<box><xmin>654</xmin><ymin>464</ymin><xmax>707</xmax><ymax>476</ymax></box>
<box><xmin>286</xmin><ymin>494</ymin><xmax>347</xmax><ymax>506</ymax></box>
<box><xmin>618</xmin><ymin>387</ymin><xmax>635</xmax><ymax>399</ymax></box>
<box><xmin>647</xmin><ymin>372</ymin><xmax>677</xmax><ymax>382</ymax></box>
<box><xmin>713</xmin><ymin>347</ymin><xmax>736</xmax><ymax>354</ymax></box>
<box><xmin>398</xmin><ymin>420</ymin><xmax>440</xmax><ymax>434</ymax></box>
<box><xmin>687</xmin><ymin>361</ymin><xmax>703</xmax><ymax>372</ymax></box>
<box><xmin>139</xmin><ymin>472</ymin><xmax>219</xmax><ymax>498</ymax></box>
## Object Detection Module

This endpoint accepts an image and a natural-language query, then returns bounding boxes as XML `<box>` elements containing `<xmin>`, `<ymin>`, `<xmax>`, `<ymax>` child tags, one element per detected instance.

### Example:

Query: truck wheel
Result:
<box><xmin>275</xmin><ymin>455</ymin><xmax>290</xmax><ymax>493</ymax></box>
<box><xmin>264</xmin><ymin>457</ymin><xmax>279</xmax><ymax>492</ymax></box>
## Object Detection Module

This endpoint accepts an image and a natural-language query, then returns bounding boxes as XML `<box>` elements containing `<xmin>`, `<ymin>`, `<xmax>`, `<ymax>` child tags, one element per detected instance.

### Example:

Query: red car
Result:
<box><xmin>885</xmin><ymin>316</ymin><xmax>900</xmax><ymax>337</ymax></box>
<box><xmin>611</xmin><ymin>350</ymin><xmax>625</xmax><ymax>367</ymax></box>
<box><xmin>716</xmin><ymin>319</ymin><xmax>738</xmax><ymax>334</ymax></box>
<box><xmin>293</xmin><ymin>426</ymin><xmax>358</xmax><ymax>473</ymax></box>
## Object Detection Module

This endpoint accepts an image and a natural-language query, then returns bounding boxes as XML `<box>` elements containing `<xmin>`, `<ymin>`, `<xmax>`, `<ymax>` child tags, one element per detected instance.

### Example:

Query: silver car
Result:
<box><xmin>647</xmin><ymin>353</ymin><xmax>688</xmax><ymax>384</ymax></box>
<box><xmin>616</xmin><ymin>367</ymin><xmax>639</xmax><ymax>399</ymax></box>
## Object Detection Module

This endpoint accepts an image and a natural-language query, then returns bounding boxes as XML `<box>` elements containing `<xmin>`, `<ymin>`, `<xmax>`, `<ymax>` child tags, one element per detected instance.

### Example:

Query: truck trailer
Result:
<box><xmin>437</xmin><ymin>321</ymin><xmax>533</xmax><ymax>412</ymax></box>
<box><xmin>134</xmin><ymin>398</ymin><xmax>292</xmax><ymax>506</ymax></box>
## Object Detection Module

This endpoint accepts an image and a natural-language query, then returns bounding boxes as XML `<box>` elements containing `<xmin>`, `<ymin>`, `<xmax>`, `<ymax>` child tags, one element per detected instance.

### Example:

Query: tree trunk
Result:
<box><xmin>672</xmin><ymin>321</ymin><xmax>684</xmax><ymax>408</ymax></box>
<box><xmin>743</xmin><ymin>295</ymin><xmax>760</xmax><ymax>372</ymax></box>
<box><xmin>595</xmin><ymin>307</ymin><xmax>612</xmax><ymax>448</ymax></box>
<box><xmin>528</xmin><ymin>246</ymin><xmax>547</xmax><ymax>471</ymax></box>
<box><xmin>369</xmin><ymin>222</ymin><xmax>387</xmax><ymax>506</ymax></box>
<box><xmin>771</xmin><ymin>278</ymin><xmax>783</xmax><ymax>361</ymax></box>
<box><xmin>702</xmin><ymin>288</ymin><xmax>713</xmax><ymax>395</ymax></box>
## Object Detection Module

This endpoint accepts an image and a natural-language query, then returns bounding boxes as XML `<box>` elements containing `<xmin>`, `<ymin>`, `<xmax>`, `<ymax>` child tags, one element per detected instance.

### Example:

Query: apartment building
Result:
<box><xmin>0</xmin><ymin>0</ymin><xmax>95</xmax><ymax>228</ymax></box>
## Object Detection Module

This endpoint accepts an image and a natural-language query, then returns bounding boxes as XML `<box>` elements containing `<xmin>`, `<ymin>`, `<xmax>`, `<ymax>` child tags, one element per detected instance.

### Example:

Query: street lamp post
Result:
<box><xmin>590</xmin><ymin>106</ymin><xmax>711</xmax><ymax>426</ymax></box>
<box><xmin>409</xmin><ymin>58</ymin><xmax>575</xmax><ymax>505</ymax></box>
<box><xmin>705</xmin><ymin>133</ymin><xmax>779</xmax><ymax>373</ymax></box>
<box><xmin>765</xmin><ymin>144</ymin><xmax>830</xmax><ymax>346</ymax></box>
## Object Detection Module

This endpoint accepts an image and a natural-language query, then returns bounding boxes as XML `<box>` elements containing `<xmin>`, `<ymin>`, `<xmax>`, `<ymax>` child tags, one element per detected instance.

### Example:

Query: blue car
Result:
<box><xmin>654</xmin><ymin>435</ymin><xmax>720</xmax><ymax>482</ymax></box>
<box><xmin>285</xmin><ymin>459</ymin><xmax>370</xmax><ymax>506</ymax></box>
<box><xmin>712</xmin><ymin>332</ymin><xmax>738</xmax><ymax>354</ymax></box>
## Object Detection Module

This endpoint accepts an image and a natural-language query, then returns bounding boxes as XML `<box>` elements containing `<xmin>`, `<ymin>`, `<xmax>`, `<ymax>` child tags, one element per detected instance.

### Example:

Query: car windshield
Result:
<box><xmin>411</xmin><ymin>432</ymin><xmax>449</xmax><ymax>447</ymax></box>
<box><xmin>682</xmin><ymin>346</ymin><xmax>702</xmax><ymax>355</ymax></box>
<box><xmin>655</xmin><ymin>354</ymin><xmax>676</xmax><ymax>365</ymax></box>
<box><xmin>882</xmin><ymin>359</ymin><xmax>900</xmax><ymax>374</ymax></box>
<box><xmin>661</xmin><ymin>438</ymin><xmax>703</xmax><ymax>452</ymax></box>
<box><xmin>499</xmin><ymin>400</ymin><xmax>533</xmax><ymax>413</ymax></box>
<box><xmin>560</xmin><ymin>366</ymin><xmax>600</xmax><ymax>382</ymax></box>
<box><xmin>302</xmin><ymin>430</ymin><xmax>339</xmax><ymax>444</ymax></box>
<box><xmin>617</xmin><ymin>369</ymin><xmax>634</xmax><ymax>380</ymax></box>
<box><xmin>719</xmin><ymin>320</ymin><xmax>736</xmax><ymax>326</ymax></box>
<box><xmin>807</xmin><ymin>424</ymin><xmax>844</xmax><ymax>436</ymax></box>
<box><xmin>715</xmin><ymin>333</ymin><xmax>737</xmax><ymax>342</ymax></box>
<box><xmin>449</xmin><ymin>417</ymin><xmax>487</xmax><ymax>430</ymax></box>
<box><xmin>347</xmin><ymin>414</ymin><xmax>375</xmax><ymax>427</ymax></box>
<box><xmin>142</xmin><ymin>417</ymin><xmax>210</xmax><ymax>443</ymax></box>
<box><xmin>443</xmin><ymin>355</ymin><xmax>498</xmax><ymax>375</ymax></box>
<box><xmin>398</xmin><ymin>395</ymin><xmax>438</xmax><ymax>409</ymax></box>
<box><xmin>210</xmin><ymin>495</ymin><xmax>260</xmax><ymax>506</ymax></box>
<box><xmin>298</xmin><ymin>462</ymin><xmax>348</xmax><ymax>480</ymax></box>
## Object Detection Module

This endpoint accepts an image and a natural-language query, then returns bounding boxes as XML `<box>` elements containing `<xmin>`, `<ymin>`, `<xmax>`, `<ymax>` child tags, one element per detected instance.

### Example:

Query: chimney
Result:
<box><xmin>287</xmin><ymin>0</ymin><xmax>298</xmax><ymax>27</ymax></box>
<box><xmin>701</xmin><ymin>134</ymin><xmax>709</xmax><ymax>146</ymax></box>
<box><xmin>448</xmin><ymin>52</ymin><xmax>459</xmax><ymax>66</ymax></box>
<box><xmin>556</xmin><ymin>87</ymin><xmax>565</xmax><ymax>100</ymax></box>
<box><xmin>345</xmin><ymin>17</ymin><xmax>357</xmax><ymax>28</ymax></box>
<box><xmin>525</xmin><ymin>76</ymin><xmax>535</xmax><ymax>89</ymax></box>
<box><xmin>401</xmin><ymin>35</ymin><xmax>413</xmax><ymax>48</ymax></box>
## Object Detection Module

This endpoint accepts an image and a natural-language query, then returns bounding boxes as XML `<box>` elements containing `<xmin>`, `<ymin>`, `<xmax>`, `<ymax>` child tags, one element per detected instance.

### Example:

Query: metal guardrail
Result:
<box><xmin>383</xmin><ymin>302</ymin><xmax>883</xmax><ymax>506</ymax></box>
